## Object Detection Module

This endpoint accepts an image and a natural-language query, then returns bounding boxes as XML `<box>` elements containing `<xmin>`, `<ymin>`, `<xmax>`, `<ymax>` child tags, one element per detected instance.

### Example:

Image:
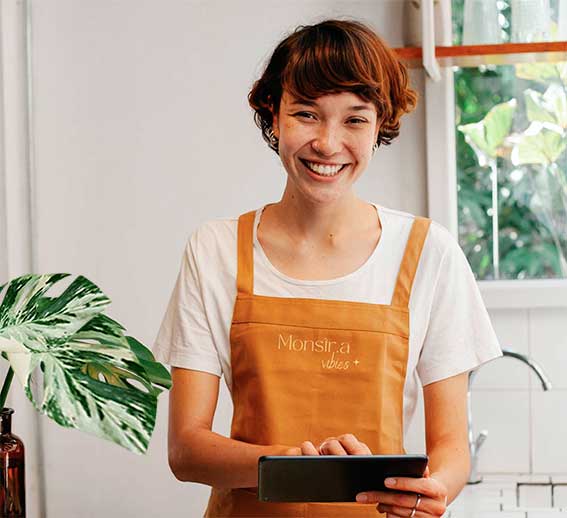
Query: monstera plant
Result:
<box><xmin>0</xmin><ymin>273</ymin><xmax>171</xmax><ymax>454</ymax></box>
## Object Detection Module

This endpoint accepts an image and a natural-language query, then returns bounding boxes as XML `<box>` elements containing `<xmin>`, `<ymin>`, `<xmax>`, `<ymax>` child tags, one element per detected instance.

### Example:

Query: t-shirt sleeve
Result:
<box><xmin>152</xmin><ymin>232</ymin><xmax>223</xmax><ymax>377</ymax></box>
<box><xmin>416</xmin><ymin>232</ymin><xmax>502</xmax><ymax>386</ymax></box>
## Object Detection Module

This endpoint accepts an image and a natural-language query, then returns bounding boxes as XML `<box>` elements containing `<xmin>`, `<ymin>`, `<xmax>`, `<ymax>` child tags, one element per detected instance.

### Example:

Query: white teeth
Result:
<box><xmin>305</xmin><ymin>161</ymin><xmax>344</xmax><ymax>176</ymax></box>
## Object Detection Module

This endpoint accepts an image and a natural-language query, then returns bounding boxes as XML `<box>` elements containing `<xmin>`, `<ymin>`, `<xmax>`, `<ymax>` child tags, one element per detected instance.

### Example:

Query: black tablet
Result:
<box><xmin>258</xmin><ymin>454</ymin><xmax>428</xmax><ymax>503</ymax></box>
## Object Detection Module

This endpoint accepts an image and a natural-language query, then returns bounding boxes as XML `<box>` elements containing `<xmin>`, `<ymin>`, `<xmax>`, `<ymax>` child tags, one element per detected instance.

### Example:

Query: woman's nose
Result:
<box><xmin>312</xmin><ymin>125</ymin><xmax>344</xmax><ymax>156</ymax></box>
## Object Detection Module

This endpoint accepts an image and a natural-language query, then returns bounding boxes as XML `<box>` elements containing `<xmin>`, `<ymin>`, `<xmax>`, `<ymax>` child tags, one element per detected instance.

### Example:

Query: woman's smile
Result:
<box><xmin>299</xmin><ymin>159</ymin><xmax>350</xmax><ymax>180</ymax></box>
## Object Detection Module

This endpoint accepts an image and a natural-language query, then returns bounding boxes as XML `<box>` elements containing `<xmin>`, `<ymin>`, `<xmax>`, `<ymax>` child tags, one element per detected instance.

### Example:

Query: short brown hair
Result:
<box><xmin>248</xmin><ymin>19</ymin><xmax>418</xmax><ymax>154</ymax></box>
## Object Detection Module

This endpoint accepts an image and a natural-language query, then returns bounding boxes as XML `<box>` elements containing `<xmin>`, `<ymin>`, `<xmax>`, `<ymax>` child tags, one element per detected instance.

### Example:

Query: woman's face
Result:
<box><xmin>271</xmin><ymin>90</ymin><xmax>380</xmax><ymax>206</ymax></box>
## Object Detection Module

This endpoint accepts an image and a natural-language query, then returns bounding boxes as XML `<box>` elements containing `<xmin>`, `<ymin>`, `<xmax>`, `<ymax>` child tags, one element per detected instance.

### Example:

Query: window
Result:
<box><xmin>452</xmin><ymin>0</ymin><xmax>567</xmax><ymax>280</ymax></box>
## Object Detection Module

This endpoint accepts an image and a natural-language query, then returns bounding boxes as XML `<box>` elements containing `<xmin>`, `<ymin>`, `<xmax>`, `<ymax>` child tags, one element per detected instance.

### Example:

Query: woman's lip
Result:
<box><xmin>300</xmin><ymin>158</ymin><xmax>348</xmax><ymax>166</ymax></box>
<box><xmin>299</xmin><ymin>159</ymin><xmax>348</xmax><ymax>182</ymax></box>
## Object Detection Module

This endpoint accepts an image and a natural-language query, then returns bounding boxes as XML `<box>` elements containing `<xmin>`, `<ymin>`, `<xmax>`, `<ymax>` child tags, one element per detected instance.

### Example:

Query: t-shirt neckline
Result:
<box><xmin>252</xmin><ymin>203</ymin><xmax>384</xmax><ymax>286</ymax></box>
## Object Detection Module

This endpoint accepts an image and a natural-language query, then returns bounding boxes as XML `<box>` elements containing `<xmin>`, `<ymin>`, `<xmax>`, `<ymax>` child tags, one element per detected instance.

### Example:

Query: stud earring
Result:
<box><xmin>372</xmin><ymin>142</ymin><xmax>379</xmax><ymax>154</ymax></box>
<box><xmin>267</xmin><ymin>127</ymin><xmax>279</xmax><ymax>151</ymax></box>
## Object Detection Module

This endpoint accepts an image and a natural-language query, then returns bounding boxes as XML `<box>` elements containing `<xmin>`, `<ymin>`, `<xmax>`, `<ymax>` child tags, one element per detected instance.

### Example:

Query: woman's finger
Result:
<box><xmin>358</xmin><ymin>490</ymin><xmax>419</xmax><ymax>508</ymax></box>
<box><xmin>340</xmin><ymin>434</ymin><xmax>372</xmax><ymax>454</ymax></box>
<box><xmin>283</xmin><ymin>446</ymin><xmax>302</xmax><ymax>456</ymax></box>
<box><xmin>319</xmin><ymin>439</ymin><xmax>347</xmax><ymax>455</ymax></box>
<box><xmin>336</xmin><ymin>433</ymin><xmax>370</xmax><ymax>455</ymax></box>
<box><xmin>384</xmin><ymin>476</ymin><xmax>447</xmax><ymax>503</ymax></box>
<box><xmin>358</xmin><ymin>442</ymin><xmax>372</xmax><ymax>454</ymax></box>
<box><xmin>378</xmin><ymin>504</ymin><xmax>427</xmax><ymax>518</ymax></box>
<box><xmin>358</xmin><ymin>488</ymin><xmax>446</xmax><ymax>516</ymax></box>
<box><xmin>300</xmin><ymin>441</ymin><xmax>320</xmax><ymax>455</ymax></box>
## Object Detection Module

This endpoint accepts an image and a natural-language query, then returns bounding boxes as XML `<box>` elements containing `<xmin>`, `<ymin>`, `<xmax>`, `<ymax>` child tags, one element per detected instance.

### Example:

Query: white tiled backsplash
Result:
<box><xmin>448</xmin><ymin>474</ymin><xmax>567</xmax><ymax>515</ymax></box>
<box><xmin>405</xmin><ymin>307</ymin><xmax>567</xmax><ymax>474</ymax></box>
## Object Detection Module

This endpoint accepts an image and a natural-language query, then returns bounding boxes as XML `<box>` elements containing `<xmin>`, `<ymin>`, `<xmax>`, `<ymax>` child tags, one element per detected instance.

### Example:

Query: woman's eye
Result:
<box><xmin>295</xmin><ymin>112</ymin><xmax>315</xmax><ymax>120</ymax></box>
<box><xmin>293</xmin><ymin>113</ymin><xmax>367</xmax><ymax>124</ymax></box>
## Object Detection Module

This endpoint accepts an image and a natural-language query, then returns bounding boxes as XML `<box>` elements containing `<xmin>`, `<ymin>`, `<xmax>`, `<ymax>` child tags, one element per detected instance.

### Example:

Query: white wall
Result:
<box><xmin>25</xmin><ymin>1</ymin><xmax>426</xmax><ymax>517</ymax></box>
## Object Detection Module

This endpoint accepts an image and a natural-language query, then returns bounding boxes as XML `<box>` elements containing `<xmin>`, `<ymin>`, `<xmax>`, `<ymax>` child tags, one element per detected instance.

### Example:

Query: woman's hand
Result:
<box><xmin>283</xmin><ymin>433</ymin><xmax>371</xmax><ymax>456</ymax></box>
<box><xmin>318</xmin><ymin>433</ymin><xmax>372</xmax><ymax>455</ymax></box>
<box><xmin>356</xmin><ymin>467</ymin><xmax>448</xmax><ymax>518</ymax></box>
<box><xmin>282</xmin><ymin>441</ymin><xmax>320</xmax><ymax>456</ymax></box>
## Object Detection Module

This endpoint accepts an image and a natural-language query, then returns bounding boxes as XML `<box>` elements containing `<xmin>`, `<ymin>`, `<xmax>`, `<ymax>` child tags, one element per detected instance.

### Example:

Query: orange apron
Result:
<box><xmin>205</xmin><ymin>210</ymin><xmax>431</xmax><ymax>518</ymax></box>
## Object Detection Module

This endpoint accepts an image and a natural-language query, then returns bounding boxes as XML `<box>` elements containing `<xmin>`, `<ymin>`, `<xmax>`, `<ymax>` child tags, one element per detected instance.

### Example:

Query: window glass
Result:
<box><xmin>453</xmin><ymin>0</ymin><xmax>567</xmax><ymax>280</ymax></box>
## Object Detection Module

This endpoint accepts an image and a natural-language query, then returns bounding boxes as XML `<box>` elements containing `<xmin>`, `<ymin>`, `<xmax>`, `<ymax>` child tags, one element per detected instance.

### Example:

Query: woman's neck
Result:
<box><xmin>266</xmin><ymin>190</ymin><xmax>375</xmax><ymax>247</ymax></box>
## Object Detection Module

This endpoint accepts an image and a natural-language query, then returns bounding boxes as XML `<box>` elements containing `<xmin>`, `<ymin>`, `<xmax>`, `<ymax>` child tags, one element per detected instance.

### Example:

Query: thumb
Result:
<box><xmin>423</xmin><ymin>465</ymin><xmax>430</xmax><ymax>478</ymax></box>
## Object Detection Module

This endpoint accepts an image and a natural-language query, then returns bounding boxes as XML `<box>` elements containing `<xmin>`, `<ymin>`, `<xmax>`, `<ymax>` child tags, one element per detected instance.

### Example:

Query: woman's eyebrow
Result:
<box><xmin>290</xmin><ymin>99</ymin><xmax>373</xmax><ymax>112</ymax></box>
<box><xmin>348</xmin><ymin>106</ymin><xmax>373</xmax><ymax>112</ymax></box>
<box><xmin>290</xmin><ymin>99</ymin><xmax>317</xmax><ymax>107</ymax></box>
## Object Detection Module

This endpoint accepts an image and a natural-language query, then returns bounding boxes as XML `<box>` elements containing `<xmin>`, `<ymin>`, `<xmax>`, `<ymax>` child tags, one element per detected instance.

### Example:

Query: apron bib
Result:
<box><xmin>205</xmin><ymin>210</ymin><xmax>431</xmax><ymax>517</ymax></box>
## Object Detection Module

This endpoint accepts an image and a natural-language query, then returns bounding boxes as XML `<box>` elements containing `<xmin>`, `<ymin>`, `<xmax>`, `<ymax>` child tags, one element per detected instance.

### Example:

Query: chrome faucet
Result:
<box><xmin>467</xmin><ymin>347</ymin><xmax>552</xmax><ymax>484</ymax></box>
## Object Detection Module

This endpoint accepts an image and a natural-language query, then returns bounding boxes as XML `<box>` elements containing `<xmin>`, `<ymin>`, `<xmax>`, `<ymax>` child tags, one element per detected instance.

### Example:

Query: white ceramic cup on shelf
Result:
<box><xmin>510</xmin><ymin>0</ymin><xmax>552</xmax><ymax>43</ymax></box>
<box><xmin>462</xmin><ymin>0</ymin><xmax>502</xmax><ymax>44</ymax></box>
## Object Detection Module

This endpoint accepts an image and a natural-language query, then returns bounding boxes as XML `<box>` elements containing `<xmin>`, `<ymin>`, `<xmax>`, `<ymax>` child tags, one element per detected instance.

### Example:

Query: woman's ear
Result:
<box><xmin>373</xmin><ymin>117</ymin><xmax>381</xmax><ymax>143</ymax></box>
<box><xmin>270</xmin><ymin>105</ymin><xmax>280</xmax><ymax>139</ymax></box>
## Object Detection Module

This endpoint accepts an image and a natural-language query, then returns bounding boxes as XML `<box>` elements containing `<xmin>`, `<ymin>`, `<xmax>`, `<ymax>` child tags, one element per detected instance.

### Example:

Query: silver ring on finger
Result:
<box><xmin>409</xmin><ymin>493</ymin><xmax>421</xmax><ymax>518</ymax></box>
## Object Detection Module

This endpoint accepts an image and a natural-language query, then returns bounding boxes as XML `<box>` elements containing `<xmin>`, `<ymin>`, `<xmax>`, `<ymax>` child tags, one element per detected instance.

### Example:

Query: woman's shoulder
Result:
<box><xmin>184</xmin><ymin>208</ymin><xmax>264</xmax><ymax>263</ymax></box>
<box><xmin>186</xmin><ymin>215</ymin><xmax>239</xmax><ymax>255</ymax></box>
<box><xmin>193</xmin><ymin>215</ymin><xmax>239</xmax><ymax>237</ymax></box>
<box><xmin>377</xmin><ymin>204</ymin><xmax>458</xmax><ymax>259</ymax></box>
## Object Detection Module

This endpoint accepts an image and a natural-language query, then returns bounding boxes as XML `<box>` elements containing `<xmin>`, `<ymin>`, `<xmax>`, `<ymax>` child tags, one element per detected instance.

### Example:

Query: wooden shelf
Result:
<box><xmin>394</xmin><ymin>41</ymin><xmax>567</xmax><ymax>68</ymax></box>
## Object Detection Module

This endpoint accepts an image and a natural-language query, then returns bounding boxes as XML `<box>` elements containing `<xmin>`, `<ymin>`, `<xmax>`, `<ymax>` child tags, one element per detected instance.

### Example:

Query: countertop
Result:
<box><xmin>448</xmin><ymin>475</ymin><xmax>567</xmax><ymax>517</ymax></box>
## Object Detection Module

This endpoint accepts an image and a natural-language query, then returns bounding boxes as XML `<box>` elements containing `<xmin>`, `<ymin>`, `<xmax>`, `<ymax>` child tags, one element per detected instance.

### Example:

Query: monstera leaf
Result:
<box><xmin>515</xmin><ymin>62</ymin><xmax>567</xmax><ymax>85</ymax></box>
<box><xmin>458</xmin><ymin>99</ymin><xmax>517</xmax><ymax>165</ymax></box>
<box><xmin>525</xmin><ymin>85</ymin><xmax>567</xmax><ymax>129</ymax></box>
<box><xmin>0</xmin><ymin>273</ymin><xmax>171</xmax><ymax>454</ymax></box>
<box><xmin>510</xmin><ymin>122</ymin><xmax>567</xmax><ymax>166</ymax></box>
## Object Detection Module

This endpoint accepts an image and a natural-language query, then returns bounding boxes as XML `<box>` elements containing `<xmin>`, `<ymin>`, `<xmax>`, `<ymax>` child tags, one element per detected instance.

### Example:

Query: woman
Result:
<box><xmin>154</xmin><ymin>19</ymin><xmax>502</xmax><ymax>517</ymax></box>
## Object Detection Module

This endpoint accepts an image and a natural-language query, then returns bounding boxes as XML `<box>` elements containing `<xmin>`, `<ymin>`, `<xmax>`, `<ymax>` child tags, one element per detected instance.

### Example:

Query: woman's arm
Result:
<box><xmin>423</xmin><ymin>370</ymin><xmax>470</xmax><ymax>503</ymax></box>
<box><xmin>356</xmin><ymin>371</ymin><xmax>470</xmax><ymax>517</ymax></box>
<box><xmin>168</xmin><ymin>367</ymin><xmax>292</xmax><ymax>489</ymax></box>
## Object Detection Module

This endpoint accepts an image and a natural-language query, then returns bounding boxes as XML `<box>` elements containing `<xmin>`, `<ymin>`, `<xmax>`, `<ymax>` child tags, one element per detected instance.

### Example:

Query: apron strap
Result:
<box><xmin>236</xmin><ymin>210</ymin><xmax>257</xmax><ymax>295</ymax></box>
<box><xmin>391</xmin><ymin>217</ymin><xmax>432</xmax><ymax>308</ymax></box>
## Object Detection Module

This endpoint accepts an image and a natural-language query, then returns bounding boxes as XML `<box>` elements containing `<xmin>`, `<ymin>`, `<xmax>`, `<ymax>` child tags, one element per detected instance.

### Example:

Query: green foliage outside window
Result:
<box><xmin>452</xmin><ymin>0</ymin><xmax>567</xmax><ymax>280</ymax></box>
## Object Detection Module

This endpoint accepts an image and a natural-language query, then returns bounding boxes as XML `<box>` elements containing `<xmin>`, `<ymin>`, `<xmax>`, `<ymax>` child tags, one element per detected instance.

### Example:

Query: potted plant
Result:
<box><xmin>0</xmin><ymin>273</ymin><xmax>172</xmax><ymax>517</ymax></box>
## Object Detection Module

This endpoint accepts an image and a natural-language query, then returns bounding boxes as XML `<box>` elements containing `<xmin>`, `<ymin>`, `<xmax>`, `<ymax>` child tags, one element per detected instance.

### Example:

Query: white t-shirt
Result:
<box><xmin>153</xmin><ymin>203</ymin><xmax>502</xmax><ymax>434</ymax></box>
